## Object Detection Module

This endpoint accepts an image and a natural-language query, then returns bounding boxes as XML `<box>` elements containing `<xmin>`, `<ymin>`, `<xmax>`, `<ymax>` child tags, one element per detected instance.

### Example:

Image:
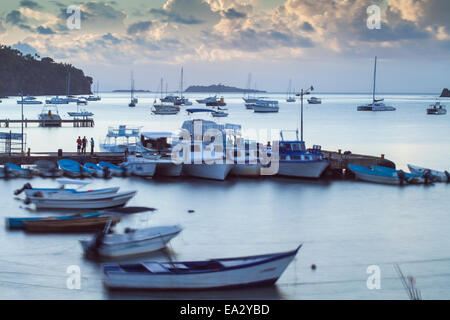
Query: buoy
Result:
<box><xmin>188</xmin><ymin>209</ymin><xmax>195</xmax><ymax>213</ymax></box>
<box><xmin>311</xmin><ymin>264</ymin><xmax>317</xmax><ymax>270</ymax></box>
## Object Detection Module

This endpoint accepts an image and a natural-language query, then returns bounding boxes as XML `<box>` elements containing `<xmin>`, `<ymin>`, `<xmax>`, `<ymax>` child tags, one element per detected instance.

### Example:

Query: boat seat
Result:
<box><xmin>142</xmin><ymin>262</ymin><xmax>168</xmax><ymax>273</ymax></box>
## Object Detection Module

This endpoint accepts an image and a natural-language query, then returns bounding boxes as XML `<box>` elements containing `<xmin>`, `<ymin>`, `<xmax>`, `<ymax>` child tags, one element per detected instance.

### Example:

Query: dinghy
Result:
<box><xmin>348</xmin><ymin>164</ymin><xmax>418</xmax><ymax>185</ymax></box>
<box><xmin>25</xmin><ymin>190</ymin><xmax>137</xmax><ymax>209</ymax></box>
<box><xmin>80</xmin><ymin>224</ymin><xmax>183</xmax><ymax>258</ymax></box>
<box><xmin>103</xmin><ymin>245</ymin><xmax>301</xmax><ymax>290</ymax></box>
<box><xmin>14</xmin><ymin>179</ymin><xmax>119</xmax><ymax>199</ymax></box>
<box><xmin>7</xmin><ymin>212</ymin><xmax>120</xmax><ymax>233</ymax></box>
<box><xmin>5</xmin><ymin>163</ymin><xmax>32</xmax><ymax>178</ymax></box>
<box><xmin>408</xmin><ymin>164</ymin><xmax>450</xmax><ymax>183</ymax></box>
<box><xmin>371</xmin><ymin>166</ymin><xmax>425</xmax><ymax>184</ymax></box>
<box><xmin>121</xmin><ymin>155</ymin><xmax>156</xmax><ymax>177</ymax></box>
<box><xmin>32</xmin><ymin>160</ymin><xmax>63</xmax><ymax>177</ymax></box>
<box><xmin>83</xmin><ymin>163</ymin><xmax>107</xmax><ymax>178</ymax></box>
<box><xmin>58</xmin><ymin>159</ymin><xmax>90</xmax><ymax>178</ymax></box>
<box><xmin>98</xmin><ymin>162</ymin><xmax>126</xmax><ymax>177</ymax></box>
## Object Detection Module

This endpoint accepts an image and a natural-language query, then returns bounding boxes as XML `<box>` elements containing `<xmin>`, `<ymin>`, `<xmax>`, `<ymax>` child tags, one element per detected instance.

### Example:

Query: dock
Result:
<box><xmin>0</xmin><ymin>119</ymin><xmax>94</xmax><ymax>127</ymax></box>
<box><xmin>0</xmin><ymin>149</ymin><xmax>395</xmax><ymax>178</ymax></box>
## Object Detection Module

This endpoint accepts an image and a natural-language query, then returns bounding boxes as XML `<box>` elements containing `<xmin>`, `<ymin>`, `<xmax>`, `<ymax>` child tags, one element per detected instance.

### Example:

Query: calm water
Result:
<box><xmin>0</xmin><ymin>92</ymin><xmax>449</xmax><ymax>299</ymax></box>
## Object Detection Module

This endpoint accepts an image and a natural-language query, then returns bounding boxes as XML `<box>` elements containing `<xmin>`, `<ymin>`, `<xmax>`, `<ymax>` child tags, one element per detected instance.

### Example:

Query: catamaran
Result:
<box><xmin>357</xmin><ymin>56</ymin><xmax>396</xmax><ymax>111</ymax></box>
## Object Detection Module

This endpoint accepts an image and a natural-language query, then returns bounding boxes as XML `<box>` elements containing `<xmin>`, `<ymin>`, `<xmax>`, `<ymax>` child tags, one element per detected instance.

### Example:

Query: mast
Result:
<box><xmin>287</xmin><ymin>79</ymin><xmax>292</xmax><ymax>98</ymax></box>
<box><xmin>130</xmin><ymin>71</ymin><xmax>134</xmax><ymax>100</ymax></box>
<box><xmin>160</xmin><ymin>78</ymin><xmax>163</xmax><ymax>99</ymax></box>
<box><xmin>180</xmin><ymin>67</ymin><xmax>184</xmax><ymax>98</ymax></box>
<box><xmin>373</xmin><ymin>56</ymin><xmax>377</xmax><ymax>102</ymax></box>
<box><xmin>246</xmin><ymin>73</ymin><xmax>252</xmax><ymax>99</ymax></box>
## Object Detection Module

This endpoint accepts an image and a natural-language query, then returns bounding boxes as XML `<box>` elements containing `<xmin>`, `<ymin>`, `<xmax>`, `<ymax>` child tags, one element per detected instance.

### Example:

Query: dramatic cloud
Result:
<box><xmin>127</xmin><ymin>21</ymin><xmax>153</xmax><ymax>35</ymax></box>
<box><xmin>223</xmin><ymin>8</ymin><xmax>246</xmax><ymax>19</ymax></box>
<box><xmin>19</xmin><ymin>0</ymin><xmax>42</xmax><ymax>10</ymax></box>
<box><xmin>36</xmin><ymin>26</ymin><xmax>55</xmax><ymax>34</ymax></box>
<box><xmin>6</xmin><ymin>10</ymin><xmax>26</xmax><ymax>25</ymax></box>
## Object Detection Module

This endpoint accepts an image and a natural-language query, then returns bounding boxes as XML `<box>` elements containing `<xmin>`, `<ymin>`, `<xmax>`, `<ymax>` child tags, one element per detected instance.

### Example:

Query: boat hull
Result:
<box><xmin>231</xmin><ymin>163</ymin><xmax>261</xmax><ymax>177</ymax></box>
<box><xmin>122</xmin><ymin>160</ymin><xmax>156</xmax><ymax>177</ymax></box>
<box><xmin>24</xmin><ymin>216</ymin><xmax>120</xmax><ymax>233</ymax></box>
<box><xmin>155</xmin><ymin>161</ymin><xmax>183</xmax><ymax>177</ymax></box>
<box><xmin>104</xmin><ymin>250</ymin><xmax>298</xmax><ymax>290</ymax></box>
<box><xmin>253</xmin><ymin>106</ymin><xmax>279</xmax><ymax>113</ymax></box>
<box><xmin>24</xmin><ymin>187</ymin><xmax>119</xmax><ymax>199</ymax></box>
<box><xmin>277</xmin><ymin>160</ymin><xmax>329</xmax><ymax>178</ymax></box>
<box><xmin>182</xmin><ymin>163</ymin><xmax>233</xmax><ymax>181</ymax></box>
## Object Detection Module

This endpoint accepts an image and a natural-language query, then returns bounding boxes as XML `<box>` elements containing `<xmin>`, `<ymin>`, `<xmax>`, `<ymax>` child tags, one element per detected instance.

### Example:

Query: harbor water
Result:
<box><xmin>1</xmin><ymin>92</ymin><xmax>450</xmax><ymax>299</ymax></box>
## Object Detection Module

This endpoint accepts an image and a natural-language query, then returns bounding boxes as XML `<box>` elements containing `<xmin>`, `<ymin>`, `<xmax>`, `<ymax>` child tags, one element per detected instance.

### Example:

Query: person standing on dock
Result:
<box><xmin>90</xmin><ymin>137</ymin><xmax>95</xmax><ymax>155</ymax></box>
<box><xmin>82</xmin><ymin>136</ymin><xmax>87</xmax><ymax>155</ymax></box>
<box><xmin>77</xmin><ymin>136</ymin><xmax>82</xmax><ymax>154</ymax></box>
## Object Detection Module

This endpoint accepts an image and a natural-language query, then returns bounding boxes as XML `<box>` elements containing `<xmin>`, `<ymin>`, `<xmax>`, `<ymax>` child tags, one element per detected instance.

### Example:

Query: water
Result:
<box><xmin>0</xmin><ymin>92</ymin><xmax>449</xmax><ymax>299</ymax></box>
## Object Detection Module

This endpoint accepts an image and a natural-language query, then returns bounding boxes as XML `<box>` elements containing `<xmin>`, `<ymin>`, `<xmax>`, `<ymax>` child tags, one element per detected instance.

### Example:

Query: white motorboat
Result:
<box><xmin>253</xmin><ymin>100</ymin><xmax>279</xmax><ymax>113</ymax></box>
<box><xmin>80</xmin><ymin>225</ymin><xmax>183</xmax><ymax>258</ymax></box>
<box><xmin>17</xmin><ymin>96</ymin><xmax>42</xmax><ymax>105</ymax></box>
<box><xmin>275</xmin><ymin>131</ymin><xmax>329</xmax><ymax>178</ymax></box>
<box><xmin>38</xmin><ymin>105</ymin><xmax>62</xmax><ymax>127</ymax></box>
<box><xmin>152</xmin><ymin>101</ymin><xmax>180</xmax><ymax>115</ymax></box>
<box><xmin>427</xmin><ymin>102</ymin><xmax>447</xmax><ymax>115</ymax></box>
<box><xmin>100</xmin><ymin>125</ymin><xmax>141</xmax><ymax>153</ymax></box>
<box><xmin>45</xmin><ymin>96</ymin><xmax>69</xmax><ymax>104</ymax></box>
<box><xmin>103</xmin><ymin>245</ymin><xmax>301</xmax><ymax>290</ymax></box>
<box><xmin>307</xmin><ymin>97</ymin><xmax>321</xmax><ymax>104</ymax></box>
<box><xmin>121</xmin><ymin>155</ymin><xmax>156</xmax><ymax>177</ymax></box>
<box><xmin>25</xmin><ymin>190</ymin><xmax>136</xmax><ymax>209</ymax></box>
<box><xmin>357</xmin><ymin>56</ymin><xmax>396</xmax><ymax>111</ymax></box>
<box><xmin>14</xmin><ymin>179</ymin><xmax>119</xmax><ymax>199</ymax></box>
<box><xmin>196</xmin><ymin>96</ymin><xmax>217</xmax><ymax>104</ymax></box>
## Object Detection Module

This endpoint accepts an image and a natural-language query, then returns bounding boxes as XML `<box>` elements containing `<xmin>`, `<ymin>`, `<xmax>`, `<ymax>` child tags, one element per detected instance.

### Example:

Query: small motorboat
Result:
<box><xmin>58</xmin><ymin>159</ymin><xmax>89</xmax><ymax>177</ymax></box>
<box><xmin>14</xmin><ymin>179</ymin><xmax>119</xmax><ymax>199</ymax></box>
<box><xmin>5</xmin><ymin>163</ymin><xmax>33</xmax><ymax>178</ymax></box>
<box><xmin>253</xmin><ymin>100</ymin><xmax>279</xmax><ymax>113</ymax></box>
<box><xmin>98</xmin><ymin>161</ymin><xmax>126</xmax><ymax>177</ymax></box>
<box><xmin>427</xmin><ymin>102</ymin><xmax>447</xmax><ymax>115</ymax></box>
<box><xmin>348</xmin><ymin>164</ymin><xmax>421</xmax><ymax>185</ymax></box>
<box><xmin>25</xmin><ymin>190</ymin><xmax>137</xmax><ymax>209</ymax></box>
<box><xmin>80</xmin><ymin>224</ymin><xmax>183</xmax><ymax>258</ymax></box>
<box><xmin>7</xmin><ymin>212</ymin><xmax>120</xmax><ymax>233</ymax></box>
<box><xmin>83</xmin><ymin>162</ymin><xmax>107</xmax><ymax>178</ymax></box>
<box><xmin>121</xmin><ymin>155</ymin><xmax>156</xmax><ymax>177</ymax></box>
<box><xmin>17</xmin><ymin>96</ymin><xmax>42</xmax><ymax>105</ymax></box>
<box><xmin>307</xmin><ymin>97</ymin><xmax>322</xmax><ymax>104</ymax></box>
<box><xmin>371</xmin><ymin>166</ymin><xmax>425</xmax><ymax>184</ymax></box>
<box><xmin>32</xmin><ymin>160</ymin><xmax>63</xmax><ymax>177</ymax></box>
<box><xmin>408</xmin><ymin>164</ymin><xmax>450</xmax><ymax>183</ymax></box>
<box><xmin>103</xmin><ymin>245</ymin><xmax>301</xmax><ymax>290</ymax></box>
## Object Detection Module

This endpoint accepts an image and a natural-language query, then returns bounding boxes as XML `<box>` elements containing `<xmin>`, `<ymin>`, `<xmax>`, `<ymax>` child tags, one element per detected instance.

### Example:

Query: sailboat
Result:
<box><xmin>129</xmin><ymin>71</ymin><xmax>137</xmax><ymax>107</ymax></box>
<box><xmin>152</xmin><ymin>78</ymin><xmax>180</xmax><ymax>115</ymax></box>
<box><xmin>176</xmin><ymin>67</ymin><xmax>192</xmax><ymax>106</ymax></box>
<box><xmin>286</xmin><ymin>79</ymin><xmax>296</xmax><ymax>102</ymax></box>
<box><xmin>357</xmin><ymin>56</ymin><xmax>396</xmax><ymax>111</ymax></box>
<box><xmin>86</xmin><ymin>81</ymin><xmax>101</xmax><ymax>101</ymax></box>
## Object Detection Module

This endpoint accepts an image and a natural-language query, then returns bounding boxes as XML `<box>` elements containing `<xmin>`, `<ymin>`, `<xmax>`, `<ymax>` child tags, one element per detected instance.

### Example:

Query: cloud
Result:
<box><xmin>20</xmin><ymin>0</ymin><xmax>42</xmax><ymax>10</ymax></box>
<box><xmin>0</xmin><ymin>21</ymin><xmax>6</xmax><ymax>34</ymax></box>
<box><xmin>301</xmin><ymin>22</ymin><xmax>314</xmax><ymax>32</ymax></box>
<box><xmin>150</xmin><ymin>0</ymin><xmax>220</xmax><ymax>25</ymax></box>
<box><xmin>222</xmin><ymin>8</ymin><xmax>246</xmax><ymax>19</ymax></box>
<box><xmin>127</xmin><ymin>21</ymin><xmax>153</xmax><ymax>35</ymax></box>
<box><xmin>6</xmin><ymin>10</ymin><xmax>26</xmax><ymax>25</ymax></box>
<box><xmin>12</xmin><ymin>41</ymin><xmax>39</xmax><ymax>56</ymax></box>
<box><xmin>36</xmin><ymin>26</ymin><xmax>55</xmax><ymax>34</ymax></box>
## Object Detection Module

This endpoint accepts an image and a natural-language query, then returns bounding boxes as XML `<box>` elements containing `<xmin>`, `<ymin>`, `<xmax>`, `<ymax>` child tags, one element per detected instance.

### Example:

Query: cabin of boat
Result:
<box><xmin>427</xmin><ymin>102</ymin><xmax>447</xmax><ymax>115</ymax></box>
<box><xmin>100</xmin><ymin>125</ymin><xmax>141</xmax><ymax>153</ymax></box>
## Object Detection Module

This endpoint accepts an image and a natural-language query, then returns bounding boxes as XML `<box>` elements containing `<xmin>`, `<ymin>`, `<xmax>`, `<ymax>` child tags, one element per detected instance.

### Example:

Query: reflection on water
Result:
<box><xmin>1</xmin><ymin>93</ymin><xmax>450</xmax><ymax>299</ymax></box>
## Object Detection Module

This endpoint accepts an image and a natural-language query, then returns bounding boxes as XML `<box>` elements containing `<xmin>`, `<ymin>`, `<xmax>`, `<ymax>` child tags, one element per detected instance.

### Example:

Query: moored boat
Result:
<box><xmin>427</xmin><ymin>102</ymin><xmax>447</xmax><ymax>115</ymax></box>
<box><xmin>408</xmin><ymin>164</ymin><xmax>450</xmax><ymax>182</ymax></box>
<box><xmin>5</xmin><ymin>163</ymin><xmax>32</xmax><ymax>178</ymax></box>
<box><xmin>349</xmin><ymin>164</ymin><xmax>421</xmax><ymax>185</ymax></box>
<box><xmin>80</xmin><ymin>225</ymin><xmax>183</xmax><ymax>258</ymax></box>
<box><xmin>103</xmin><ymin>245</ymin><xmax>301</xmax><ymax>290</ymax></box>
<box><xmin>307</xmin><ymin>97</ymin><xmax>321</xmax><ymax>104</ymax></box>
<box><xmin>253</xmin><ymin>100</ymin><xmax>279</xmax><ymax>113</ymax></box>
<box><xmin>121</xmin><ymin>155</ymin><xmax>156</xmax><ymax>177</ymax></box>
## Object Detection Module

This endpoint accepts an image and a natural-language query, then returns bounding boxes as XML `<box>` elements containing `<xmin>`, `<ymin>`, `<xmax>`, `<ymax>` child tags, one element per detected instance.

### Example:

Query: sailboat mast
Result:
<box><xmin>373</xmin><ymin>56</ymin><xmax>377</xmax><ymax>102</ymax></box>
<box><xmin>160</xmin><ymin>78</ymin><xmax>163</xmax><ymax>99</ymax></box>
<box><xmin>180</xmin><ymin>67</ymin><xmax>184</xmax><ymax>98</ymax></box>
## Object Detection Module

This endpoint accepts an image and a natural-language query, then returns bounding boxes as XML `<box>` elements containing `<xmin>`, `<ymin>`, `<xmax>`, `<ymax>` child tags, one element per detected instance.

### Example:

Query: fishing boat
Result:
<box><xmin>179</xmin><ymin>119</ymin><xmax>235</xmax><ymax>180</ymax></box>
<box><xmin>196</xmin><ymin>96</ymin><xmax>217</xmax><ymax>104</ymax></box>
<box><xmin>16</xmin><ymin>96</ymin><xmax>42</xmax><ymax>105</ymax></box>
<box><xmin>121</xmin><ymin>155</ymin><xmax>156</xmax><ymax>177</ymax></box>
<box><xmin>103</xmin><ymin>245</ymin><xmax>301</xmax><ymax>290</ymax></box>
<box><xmin>38</xmin><ymin>105</ymin><xmax>62</xmax><ymax>127</ymax></box>
<box><xmin>253</xmin><ymin>100</ymin><xmax>279</xmax><ymax>113</ymax></box>
<box><xmin>5</xmin><ymin>163</ymin><xmax>32</xmax><ymax>178</ymax></box>
<box><xmin>408</xmin><ymin>164</ymin><xmax>450</xmax><ymax>182</ymax></box>
<box><xmin>427</xmin><ymin>101</ymin><xmax>447</xmax><ymax>115</ymax></box>
<box><xmin>98</xmin><ymin>161</ymin><xmax>126</xmax><ymax>177</ymax></box>
<box><xmin>57</xmin><ymin>159</ymin><xmax>89</xmax><ymax>177</ymax></box>
<box><xmin>274</xmin><ymin>131</ymin><xmax>329</xmax><ymax>178</ymax></box>
<box><xmin>206</xmin><ymin>96</ymin><xmax>226</xmax><ymax>107</ymax></box>
<box><xmin>100</xmin><ymin>125</ymin><xmax>141</xmax><ymax>153</ymax></box>
<box><xmin>80</xmin><ymin>224</ymin><xmax>183</xmax><ymax>258</ymax></box>
<box><xmin>7</xmin><ymin>212</ymin><xmax>120</xmax><ymax>233</ymax></box>
<box><xmin>25</xmin><ymin>190</ymin><xmax>137</xmax><ymax>209</ymax></box>
<box><xmin>14</xmin><ymin>179</ymin><xmax>119</xmax><ymax>199</ymax></box>
<box><xmin>349</xmin><ymin>164</ymin><xmax>420</xmax><ymax>185</ymax></box>
<box><xmin>32</xmin><ymin>160</ymin><xmax>64</xmax><ymax>177</ymax></box>
<box><xmin>357</xmin><ymin>56</ymin><xmax>396</xmax><ymax>111</ymax></box>
<box><xmin>139</xmin><ymin>132</ymin><xmax>183</xmax><ymax>176</ymax></box>
<box><xmin>307</xmin><ymin>97</ymin><xmax>322</xmax><ymax>104</ymax></box>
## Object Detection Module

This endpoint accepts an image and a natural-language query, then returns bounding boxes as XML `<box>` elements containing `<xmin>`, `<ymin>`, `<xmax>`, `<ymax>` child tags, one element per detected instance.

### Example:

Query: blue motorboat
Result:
<box><xmin>98</xmin><ymin>161</ymin><xmax>126</xmax><ymax>177</ymax></box>
<box><xmin>371</xmin><ymin>165</ymin><xmax>426</xmax><ymax>184</ymax></box>
<box><xmin>5</xmin><ymin>163</ymin><xmax>32</xmax><ymax>178</ymax></box>
<box><xmin>349</xmin><ymin>164</ymin><xmax>423</xmax><ymax>185</ymax></box>
<box><xmin>57</xmin><ymin>159</ymin><xmax>86</xmax><ymax>177</ymax></box>
<box><xmin>83</xmin><ymin>162</ymin><xmax>103</xmax><ymax>177</ymax></box>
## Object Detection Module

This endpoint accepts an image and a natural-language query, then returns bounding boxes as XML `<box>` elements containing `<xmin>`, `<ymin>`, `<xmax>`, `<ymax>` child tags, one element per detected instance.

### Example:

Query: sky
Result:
<box><xmin>0</xmin><ymin>0</ymin><xmax>449</xmax><ymax>93</ymax></box>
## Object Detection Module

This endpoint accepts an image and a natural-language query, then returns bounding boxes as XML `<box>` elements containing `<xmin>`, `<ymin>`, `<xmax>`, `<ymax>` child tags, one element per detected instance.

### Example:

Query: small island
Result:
<box><xmin>0</xmin><ymin>44</ymin><xmax>93</xmax><ymax>96</ymax></box>
<box><xmin>185</xmin><ymin>84</ymin><xmax>266</xmax><ymax>93</ymax></box>
<box><xmin>440</xmin><ymin>88</ymin><xmax>450</xmax><ymax>97</ymax></box>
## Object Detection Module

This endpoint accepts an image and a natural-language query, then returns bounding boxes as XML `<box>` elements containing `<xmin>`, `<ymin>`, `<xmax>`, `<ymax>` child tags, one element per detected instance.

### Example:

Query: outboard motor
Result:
<box><xmin>423</xmin><ymin>169</ymin><xmax>432</xmax><ymax>185</ymax></box>
<box><xmin>445</xmin><ymin>171</ymin><xmax>450</xmax><ymax>183</ymax></box>
<box><xmin>4</xmin><ymin>165</ymin><xmax>9</xmax><ymax>179</ymax></box>
<box><xmin>397</xmin><ymin>170</ymin><xmax>406</xmax><ymax>186</ymax></box>
<box><xmin>103</xmin><ymin>165</ymin><xmax>110</xmax><ymax>179</ymax></box>
<box><xmin>79</xmin><ymin>163</ymin><xmax>85</xmax><ymax>178</ymax></box>
<box><xmin>14</xmin><ymin>183</ymin><xmax>32</xmax><ymax>195</ymax></box>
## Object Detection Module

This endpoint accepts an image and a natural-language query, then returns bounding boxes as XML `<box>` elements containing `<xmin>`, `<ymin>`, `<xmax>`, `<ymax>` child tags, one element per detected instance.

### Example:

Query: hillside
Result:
<box><xmin>440</xmin><ymin>88</ymin><xmax>450</xmax><ymax>97</ymax></box>
<box><xmin>185</xmin><ymin>84</ymin><xmax>266</xmax><ymax>93</ymax></box>
<box><xmin>0</xmin><ymin>45</ymin><xmax>92</xmax><ymax>96</ymax></box>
